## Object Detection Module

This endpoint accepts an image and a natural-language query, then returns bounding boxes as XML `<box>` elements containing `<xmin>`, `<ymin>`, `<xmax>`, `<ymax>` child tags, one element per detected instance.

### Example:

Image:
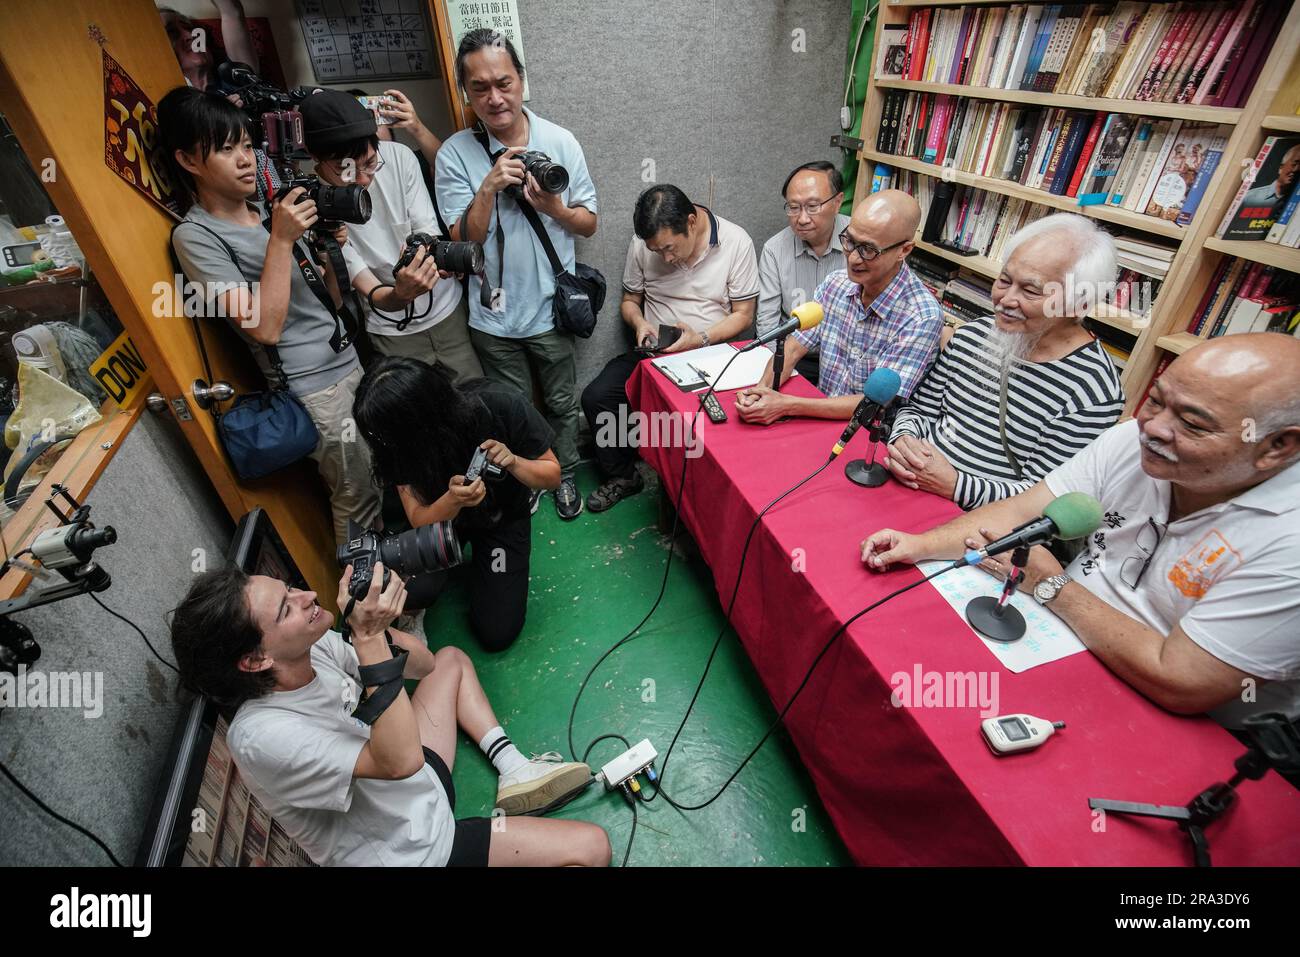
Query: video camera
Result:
<box><xmin>217</xmin><ymin>61</ymin><xmax>372</xmax><ymax>226</ymax></box>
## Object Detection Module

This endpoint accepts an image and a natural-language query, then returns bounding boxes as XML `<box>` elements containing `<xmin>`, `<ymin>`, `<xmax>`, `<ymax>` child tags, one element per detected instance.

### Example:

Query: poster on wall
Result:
<box><xmin>445</xmin><ymin>0</ymin><xmax>530</xmax><ymax>101</ymax></box>
<box><xmin>295</xmin><ymin>0</ymin><xmax>440</xmax><ymax>84</ymax></box>
<box><xmin>103</xmin><ymin>50</ymin><xmax>182</xmax><ymax>221</ymax></box>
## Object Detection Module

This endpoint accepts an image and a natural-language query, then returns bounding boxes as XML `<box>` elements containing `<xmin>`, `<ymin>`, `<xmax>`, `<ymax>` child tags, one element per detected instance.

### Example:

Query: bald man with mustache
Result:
<box><xmin>737</xmin><ymin>189</ymin><xmax>943</xmax><ymax>425</ymax></box>
<box><xmin>861</xmin><ymin>333</ymin><xmax>1300</xmax><ymax>731</ymax></box>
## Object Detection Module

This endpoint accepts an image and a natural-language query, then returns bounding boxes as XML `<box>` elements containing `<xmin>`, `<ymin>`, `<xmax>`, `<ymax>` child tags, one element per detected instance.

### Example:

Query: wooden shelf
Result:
<box><xmin>862</xmin><ymin>149</ymin><xmax>1187</xmax><ymax>239</ymax></box>
<box><xmin>1262</xmin><ymin>114</ymin><xmax>1300</xmax><ymax>133</ymax></box>
<box><xmin>911</xmin><ymin>238</ymin><xmax>1148</xmax><ymax>334</ymax></box>
<box><xmin>875</xmin><ymin>79</ymin><xmax>1243</xmax><ymax>126</ymax></box>
<box><xmin>1203</xmin><ymin>237</ymin><xmax>1300</xmax><ymax>273</ymax></box>
<box><xmin>1156</xmin><ymin>332</ymin><xmax>1204</xmax><ymax>356</ymax></box>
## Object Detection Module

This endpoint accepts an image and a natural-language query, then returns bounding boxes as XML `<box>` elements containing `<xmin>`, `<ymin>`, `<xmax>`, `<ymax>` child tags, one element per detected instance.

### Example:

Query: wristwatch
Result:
<box><xmin>1033</xmin><ymin>573</ymin><xmax>1072</xmax><ymax>606</ymax></box>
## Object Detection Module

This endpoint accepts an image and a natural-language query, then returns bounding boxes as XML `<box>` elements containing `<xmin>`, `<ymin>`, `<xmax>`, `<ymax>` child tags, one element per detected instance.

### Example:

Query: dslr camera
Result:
<box><xmin>336</xmin><ymin>519</ymin><xmax>463</xmax><ymax>601</ymax></box>
<box><xmin>395</xmin><ymin>232</ymin><xmax>485</xmax><ymax>277</ymax></box>
<box><xmin>503</xmin><ymin>150</ymin><xmax>569</xmax><ymax>199</ymax></box>
<box><xmin>464</xmin><ymin>445</ymin><xmax>505</xmax><ymax>484</ymax></box>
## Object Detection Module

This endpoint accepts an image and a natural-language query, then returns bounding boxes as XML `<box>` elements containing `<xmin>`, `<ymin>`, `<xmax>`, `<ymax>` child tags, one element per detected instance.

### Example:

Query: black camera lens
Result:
<box><xmin>310</xmin><ymin>182</ymin><xmax>372</xmax><ymax>224</ymax></box>
<box><xmin>522</xmin><ymin>152</ymin><xmax>569</xmax><ymax>194</ymax></box>
<box><xmin>431</xmin><ymin>240</ymin><xmax>485</xmax><ymax>275</ymax></box>
<box><xmin>379</xmin><ymin>521</ymin><xmax>463</xmax><ymax>577</ymax></box>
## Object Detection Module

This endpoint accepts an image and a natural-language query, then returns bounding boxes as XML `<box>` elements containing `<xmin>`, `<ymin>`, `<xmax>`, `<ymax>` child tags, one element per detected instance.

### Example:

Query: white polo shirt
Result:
<box><xmin>339</xmin><ymin>140</ymin><xmax>462</xmax><ymax>337</ymax></box>
<box><xmin>622</xmin><ymin>207</ymin><xmax>759</xmax><ymax>335</ymax></box>
<box><xmin>1045</xmin><ymin>419</ymin><xmax>1300</xmax><ymax>729</ymax></box>
<box><xmin>227</xmin><ymin>630</ymin><xmax>455</xmax><ymax>866</ymax></box>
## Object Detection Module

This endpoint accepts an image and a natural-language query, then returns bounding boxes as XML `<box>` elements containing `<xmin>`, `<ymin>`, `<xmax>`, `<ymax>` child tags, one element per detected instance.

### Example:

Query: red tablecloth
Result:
<box><xmin>628</xmin><ymin>356</ymin><xmax>1300</xmax><ymax>865</ymax></box>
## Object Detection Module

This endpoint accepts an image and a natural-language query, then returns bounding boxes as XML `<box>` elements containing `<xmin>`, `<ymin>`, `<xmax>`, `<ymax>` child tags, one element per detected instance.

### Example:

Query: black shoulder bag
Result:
<box><xmin>471</xmin><ymin>127</ymin><xmax>605</xmax><ymax>338</ymax></box>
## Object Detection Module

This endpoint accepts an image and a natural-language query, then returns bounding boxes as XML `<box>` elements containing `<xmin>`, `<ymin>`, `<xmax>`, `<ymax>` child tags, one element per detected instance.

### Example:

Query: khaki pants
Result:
<box><xmin>370</xmin><ymin>297</ymin><xmax>484</xmax><ymax>385</ymax></box>
<box><xmin>299</xmin><ymin>365</ymin><xmax>381</xmax><ymax>543</ymax></box>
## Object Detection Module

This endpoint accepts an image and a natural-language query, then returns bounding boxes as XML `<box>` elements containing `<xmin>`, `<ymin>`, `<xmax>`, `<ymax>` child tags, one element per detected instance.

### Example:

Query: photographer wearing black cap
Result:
<box><xmin>300</xmin><ymin>90</ymin><xmax>483</xmax><ymax>385</ymax></box>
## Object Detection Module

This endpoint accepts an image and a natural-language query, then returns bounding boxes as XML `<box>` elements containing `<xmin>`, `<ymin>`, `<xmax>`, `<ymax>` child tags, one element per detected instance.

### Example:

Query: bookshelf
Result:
<box><xmin>859</xmin><ymin>0</ymin><xmax>1300</xmax><ymax>416</ymax></box>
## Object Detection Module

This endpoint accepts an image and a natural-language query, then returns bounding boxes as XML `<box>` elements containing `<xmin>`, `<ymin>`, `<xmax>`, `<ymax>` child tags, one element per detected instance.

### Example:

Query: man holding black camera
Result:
<box><xmin>301</xmin><ymin>90</ymin><xmax>483</xmax><ymax>384</ymax></box>
<box><xmin>435</xmin><ymin>29</ymin><xmax>598</xmax><ymax>521</ymax></box>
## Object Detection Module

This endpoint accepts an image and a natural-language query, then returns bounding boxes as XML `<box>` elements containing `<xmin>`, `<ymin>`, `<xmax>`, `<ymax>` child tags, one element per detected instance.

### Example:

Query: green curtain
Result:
<box><xmin>840</xmin><ymin>0</ymin><xmax>875</xmax><ymax>213</ymax></box>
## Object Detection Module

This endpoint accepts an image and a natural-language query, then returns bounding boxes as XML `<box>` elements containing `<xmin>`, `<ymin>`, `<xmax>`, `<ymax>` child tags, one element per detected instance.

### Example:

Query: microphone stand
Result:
<box><xmin>965</xmin><ymin>544</ymin><xmax>1028</xmax><ymax>642</ymax></box>
<box><xmin>770</xmin><ymin>336</ymin><xmax>787</xmax><ymax>394</ymax></box>
<box><xmin>845</xmin><ymin>403</ymin><xmax>897</xmax><ymax>488</ymax></box>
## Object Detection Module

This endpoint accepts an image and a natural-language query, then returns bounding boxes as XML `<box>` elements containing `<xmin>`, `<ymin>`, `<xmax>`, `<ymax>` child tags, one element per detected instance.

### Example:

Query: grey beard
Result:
<box><xmin>983</xmin><ymin>320</ymin><xmax>1040</xmax><ymax>375</ymax></box>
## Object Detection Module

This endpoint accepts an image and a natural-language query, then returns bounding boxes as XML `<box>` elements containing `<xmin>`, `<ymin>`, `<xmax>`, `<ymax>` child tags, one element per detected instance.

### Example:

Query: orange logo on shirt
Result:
<box><xmin>1168</xmin><ymin>530</ymin><xmax>1241</xmax><ymax>599</ymax></box>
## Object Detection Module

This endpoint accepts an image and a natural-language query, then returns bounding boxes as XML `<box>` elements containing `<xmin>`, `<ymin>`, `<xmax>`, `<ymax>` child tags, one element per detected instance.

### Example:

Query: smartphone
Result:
<box><xmin>634</xmin><ymin>324</ymin><xmax>683</xmax><ymax>354</ymax></box>
<box><xmin>356</xmin><ymin>95</ymin><xmax>394</xmax><ymax>125</ymax></box>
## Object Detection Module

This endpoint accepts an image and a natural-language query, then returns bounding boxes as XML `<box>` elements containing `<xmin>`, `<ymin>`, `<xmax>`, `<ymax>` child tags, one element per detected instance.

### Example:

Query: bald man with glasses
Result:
<box><xmin>737</xmin><ymin>189</ymin><xmax>943</xmax><ymax>426</ymax></box>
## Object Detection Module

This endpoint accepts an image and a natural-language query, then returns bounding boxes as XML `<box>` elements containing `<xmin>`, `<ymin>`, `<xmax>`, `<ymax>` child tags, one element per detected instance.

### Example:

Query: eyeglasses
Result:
<box><xmin>783</xmin><ymin>194</ymin><xmax>841</xmax><ymax>217</ymax></box>
<box><xmin>1119</xmin><ymin>517</ymin><xmax>1166</xmax><ymax>589</ymax></box>
<box><xmin>839</xmin><ymin>231</ymin><xmax>907</xmax><ymax>263</ymax></box>
<box><xmin>324</xmin><ymin>155</ymin><xmax>384</xmax><ymax>179</ymax></box>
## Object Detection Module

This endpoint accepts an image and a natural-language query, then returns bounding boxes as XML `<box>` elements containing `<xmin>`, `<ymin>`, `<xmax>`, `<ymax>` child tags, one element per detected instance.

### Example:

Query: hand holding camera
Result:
<box><xmin>392</xmin><ymin>244</ymin><xmax>440</xmax><ymax>302</ymax></box>
<box><xmin>482</xmin><ymin>146</ymin><xmax>528</xmax><ymax>197</ymax></box>
<box><xmin>270</xmin><ymin>186</ymin><xmax>318</xmax><ymax>243</ymax></box>
<box><xmin>447</xmin><ymin>474</ymin><xmax>487</xmax><ymax>513</ymax></box>
<box><xmin>336</xmin><ymin>560</ymin><xmax>406</xmax><ymax>639</ymax></box>
<box><xmin>478</xmin><ymin>439</ymin><xmax>516</xmax><ymax>474</ymax></box>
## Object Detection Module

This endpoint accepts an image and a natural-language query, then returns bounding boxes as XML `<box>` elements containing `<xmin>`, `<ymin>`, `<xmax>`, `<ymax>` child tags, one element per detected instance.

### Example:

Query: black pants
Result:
<box><xmin>404</xmin><ymin>516</ymin><xmax>532</xmax><ymax>653</ymax></box>
<box><xmin>580</xmin><ymin>350</ymin><xmax>644</xmax><ymax>481</ymax></box>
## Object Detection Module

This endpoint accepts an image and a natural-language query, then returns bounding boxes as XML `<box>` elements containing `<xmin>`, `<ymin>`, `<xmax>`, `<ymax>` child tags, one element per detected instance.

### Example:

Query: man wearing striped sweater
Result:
<box><xmin>886</xmin><ymin>213</ymin><xmax>1125</xmax><ymax>510</ymax></box>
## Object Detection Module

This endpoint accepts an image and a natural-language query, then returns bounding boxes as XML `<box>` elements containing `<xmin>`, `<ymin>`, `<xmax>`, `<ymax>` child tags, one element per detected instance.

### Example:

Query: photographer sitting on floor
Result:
<box><xmin>354</xmin><ymin>357</ymin><xmax>560</xmax><ymax>652</ymax></box>
<box><xmin>169</xmin><ymin>562</ymin><xmax>606</xmax><ymax>866</ymax></box>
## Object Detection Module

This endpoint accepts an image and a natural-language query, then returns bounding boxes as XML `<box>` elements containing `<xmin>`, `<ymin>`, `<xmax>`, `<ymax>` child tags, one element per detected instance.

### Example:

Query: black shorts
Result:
<box><xmin>423</xmin><ymin>747</ymin><xmax>492</xmax><ymax>867</ymax></box>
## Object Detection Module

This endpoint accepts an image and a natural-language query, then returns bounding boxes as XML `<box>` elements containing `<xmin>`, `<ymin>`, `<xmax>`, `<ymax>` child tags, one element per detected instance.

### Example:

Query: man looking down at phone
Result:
<box><xmin>579</xmin><ymin>184</ymin><xmax>759</xmax><ymax>513</ymax></box>
<box><xmin>736</xmin><ymin>189</ymin><xmax>942</xmax><ymax>426</ymax></box>
<box><xmin>859</xmin><ymin>333</ymin><xmax>1300</xmax><ymax>731</ymax></box>
<box><xmin>169</xmin><ymin>561</ymin><xmax>608</xmax><ymax>866</ymax></box>
<box><xmin>301</xmin><ymin>90</ymin><xmax>483</xmax><ymax>384</ymax></box>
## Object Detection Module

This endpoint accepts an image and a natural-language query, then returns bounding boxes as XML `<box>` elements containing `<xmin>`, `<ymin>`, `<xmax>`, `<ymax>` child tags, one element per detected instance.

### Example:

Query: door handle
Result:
<box><xmin>191</xmin><ymin>378</ymin><xmax>235</xmax><ymax>410</ymax></box>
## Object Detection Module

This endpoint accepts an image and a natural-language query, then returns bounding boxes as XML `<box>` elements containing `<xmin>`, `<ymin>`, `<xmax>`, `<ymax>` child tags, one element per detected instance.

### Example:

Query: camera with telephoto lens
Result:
<box><xmin>336</xmin><ymin>519</ymin><xmax>463</xmax><ymax>601</ymax></box>
<box><xmin>503</xmin><ymin>150</ymin><xmax>569</xmax><ymax>199</ymax></box>
<box><xmin>277</xmin><ymin>174</ymin><xmax>372</xmax><ymax>225</ymax></box>
<box><xmin>395</xmin><ymin>232</ymin><xmax>485</xmax><ymax>276</ymax></box>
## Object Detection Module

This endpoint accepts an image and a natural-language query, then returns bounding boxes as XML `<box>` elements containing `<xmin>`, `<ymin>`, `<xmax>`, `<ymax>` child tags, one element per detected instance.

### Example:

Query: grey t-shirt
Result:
<box><xmin>172</xmin><ymin>204</ymin><xmax>358</xmax><ymax>398</ymax></box>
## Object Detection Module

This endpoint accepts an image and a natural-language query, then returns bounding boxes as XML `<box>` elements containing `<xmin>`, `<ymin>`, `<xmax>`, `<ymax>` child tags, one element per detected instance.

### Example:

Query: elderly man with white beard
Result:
<box><xmin>885</xmin><ymin>213</ymin><xmax>1125</xmax><ymax>509</ymax></box>
<box><xmin>861</xmin><ymin>333</ymin><xmax>1300</xmax><ymax>733</ymax></box>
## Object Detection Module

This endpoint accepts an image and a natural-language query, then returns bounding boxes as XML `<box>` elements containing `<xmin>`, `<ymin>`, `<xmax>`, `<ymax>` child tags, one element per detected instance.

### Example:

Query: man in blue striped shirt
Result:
<box><xmin>886</xmin><ymin>213</ymin><xmax>1125</xmax><ymax>509</ymax></box>
<box><xmin>736</xmin><ymin>190</ymin><xmax>942</xmax><ymax>425</ymax></box>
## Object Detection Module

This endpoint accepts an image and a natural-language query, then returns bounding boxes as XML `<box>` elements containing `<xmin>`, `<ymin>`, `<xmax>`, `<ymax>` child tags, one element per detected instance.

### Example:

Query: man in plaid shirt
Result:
<box><xmin>737</xmin><ymin>190</ymin><xmax>942</xmax><ymax>425</ymax></box>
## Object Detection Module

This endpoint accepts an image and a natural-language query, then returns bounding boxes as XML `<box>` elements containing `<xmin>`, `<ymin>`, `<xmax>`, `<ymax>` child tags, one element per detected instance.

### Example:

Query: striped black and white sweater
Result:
<box><xmin>889</xmin><ymin>317</ymin><xmax>1124</xmax><ymax>509</ymax></box>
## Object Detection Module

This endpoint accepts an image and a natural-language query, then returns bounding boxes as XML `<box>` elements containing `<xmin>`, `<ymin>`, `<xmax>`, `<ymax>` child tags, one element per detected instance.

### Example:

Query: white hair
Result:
<box><xmin>1000</xmin><ymin>212</ymin><xmax>1118</xmax><ymax>315</ymax></box>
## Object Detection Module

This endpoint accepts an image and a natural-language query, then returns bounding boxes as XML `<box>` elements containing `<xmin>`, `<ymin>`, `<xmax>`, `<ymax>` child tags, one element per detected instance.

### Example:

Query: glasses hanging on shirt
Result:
<box><xmin>1119</xmin><ymin>517</ymin><xmax>1167</xmax><ymax>589</ymax></box>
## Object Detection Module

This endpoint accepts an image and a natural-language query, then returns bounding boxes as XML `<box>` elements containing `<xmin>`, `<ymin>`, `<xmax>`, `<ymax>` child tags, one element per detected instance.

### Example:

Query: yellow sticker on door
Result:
<box><xmin>90</xmin><ymin>331</ymin><xmax>151</xmax><ymax>407</ymax></box>
<box><xmin>1168</xmin><ymin>530</ymin><xmax>1241</xmax><ymax>600</ymax></box>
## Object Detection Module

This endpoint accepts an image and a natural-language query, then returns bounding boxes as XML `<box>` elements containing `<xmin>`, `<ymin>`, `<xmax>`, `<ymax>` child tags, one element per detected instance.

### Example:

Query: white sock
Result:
<box><xmin>479</xmin><ymin>726</ymin><xmax>528</xmax><ymax>777</ymax></box>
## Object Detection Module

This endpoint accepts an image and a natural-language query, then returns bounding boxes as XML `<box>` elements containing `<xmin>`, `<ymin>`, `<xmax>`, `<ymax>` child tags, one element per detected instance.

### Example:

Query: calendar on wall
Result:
<box><xmin>295</xmin><ymin>0</ymin><xmax>440</xmax><ymax>84</ymax></box>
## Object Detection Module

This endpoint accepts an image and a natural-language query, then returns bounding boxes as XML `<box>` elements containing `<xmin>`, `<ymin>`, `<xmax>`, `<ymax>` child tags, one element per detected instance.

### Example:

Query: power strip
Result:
<box><xmin>599</xmin><ymin>739</ymin><xmax>658</xmax><ymax>790</ymax></box>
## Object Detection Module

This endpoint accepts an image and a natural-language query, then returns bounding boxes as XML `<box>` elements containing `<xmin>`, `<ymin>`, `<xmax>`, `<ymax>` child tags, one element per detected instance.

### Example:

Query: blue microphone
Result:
<box><xmin>831</xmin><ymin>368</ymin><xmax>901</xmax><ymax>457</ymax></box>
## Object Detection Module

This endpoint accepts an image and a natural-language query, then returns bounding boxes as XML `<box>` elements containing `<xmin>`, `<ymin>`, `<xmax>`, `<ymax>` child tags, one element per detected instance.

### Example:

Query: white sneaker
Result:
<box><xmin>495</xmin><ymin>752</ymin><xmax>591</xmax><ymax>816</ymax></box>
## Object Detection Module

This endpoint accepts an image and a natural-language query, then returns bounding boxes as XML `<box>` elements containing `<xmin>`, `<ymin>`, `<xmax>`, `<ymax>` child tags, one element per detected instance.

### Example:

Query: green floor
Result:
<box><xmin>417</xmin><ymin>462</ymin><xmax>851</xmax><ymax>866</ymax></box>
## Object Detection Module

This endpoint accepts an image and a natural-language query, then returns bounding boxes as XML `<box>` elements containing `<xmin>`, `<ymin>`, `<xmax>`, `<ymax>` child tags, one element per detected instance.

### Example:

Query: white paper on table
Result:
<box><xmin>917</xmin><ymin>560</ymin><xmax>1087</xmax><ymax>673</ymax></box>
<box><xmin>651</xmin><ymin>343</ymin><xmax>798</xmax><ymax>392</ymax></box>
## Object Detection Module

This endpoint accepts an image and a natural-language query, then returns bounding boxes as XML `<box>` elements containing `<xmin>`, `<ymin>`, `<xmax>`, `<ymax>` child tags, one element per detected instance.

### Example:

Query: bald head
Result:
<box><xmin>1178</xmin><ymin>333</ymin><xmax>1300</xmax><ymax>433</ymax></box>
<box><xmin>851</xmin><ymin>189</ymin><xmax>921</xmax><ymax>246</ymax></box>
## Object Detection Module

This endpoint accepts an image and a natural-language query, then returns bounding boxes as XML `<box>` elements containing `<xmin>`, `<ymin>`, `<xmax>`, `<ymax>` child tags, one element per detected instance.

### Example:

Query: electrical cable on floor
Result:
<box><xmin>89</xmin><ymin>592</ymin><xmax>180</xmax><ymax>674</ymax></box>
<box><xmin>0</xmin><ymin>758</ymin><xmax>123</xmax><ymax>866</ymax></box>
<box><xmin>582</xmin><ymin>733</ymin><xmax>635</xmax><ymax>866</ymax></box>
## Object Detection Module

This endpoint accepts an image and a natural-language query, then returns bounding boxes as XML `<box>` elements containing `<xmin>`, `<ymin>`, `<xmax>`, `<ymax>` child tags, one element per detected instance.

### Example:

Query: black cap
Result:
<box><xmin>299</xmin><ymin>89</ymin><xmax>377</xmax><ymax>155</ymax></box>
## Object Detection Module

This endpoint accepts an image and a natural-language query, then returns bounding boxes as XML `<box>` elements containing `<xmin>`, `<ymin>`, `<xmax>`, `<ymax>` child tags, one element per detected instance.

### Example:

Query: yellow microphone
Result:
<box><xmin>742</xmin><ymin>300</ymin><xmax>825</xmax><ymax>351</ymax></box>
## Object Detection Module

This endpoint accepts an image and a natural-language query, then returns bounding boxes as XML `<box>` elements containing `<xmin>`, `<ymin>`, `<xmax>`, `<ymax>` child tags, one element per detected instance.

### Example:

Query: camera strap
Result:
<box><xmin>257</xmin><ymin>213</ymin><xmax>357</xmax><ymax>355</ymax></box>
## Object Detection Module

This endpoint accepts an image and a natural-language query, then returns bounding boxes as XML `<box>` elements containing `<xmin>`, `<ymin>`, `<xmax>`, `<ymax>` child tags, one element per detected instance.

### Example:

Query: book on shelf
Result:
<box><xmin>1143</xmin><ymin>121</ymin><xmax>1231</xmax><ymax>223</ymax></box>
<box><xmin>897</xmin><ymin>1</ymin><xmax>1280</xmax><ymax>108</ymax></box>
<box><xmin>876</xmin><ymin>24</ymin><xmax>908</xmax><ymax>79</ymax></box>
<box><xmin>1184</xmin><ymin>255</ymin><xmax>1300</xmax><ymax>338</ymax></box>
<box><xmin>1217</xmin><ymin>136</ymin><xmax>1300</xmax><ymax>241</ymax></box>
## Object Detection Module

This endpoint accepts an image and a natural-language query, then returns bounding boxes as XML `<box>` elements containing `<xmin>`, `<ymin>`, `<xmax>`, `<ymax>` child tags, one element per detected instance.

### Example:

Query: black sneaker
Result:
<box><xmin>554</xmin><ymin>477</ymin><xmax>583</xmax><ymax>520</ymax></box>
<box><xmin>586</xmin><ymin>472</ymin><xmax>645</xmax><ymax>513</ymax></box>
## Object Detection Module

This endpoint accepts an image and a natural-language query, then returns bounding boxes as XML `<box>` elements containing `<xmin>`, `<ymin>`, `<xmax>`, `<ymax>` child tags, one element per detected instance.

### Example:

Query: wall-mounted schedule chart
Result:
<box><xmin>296</xmin><ymin>0</ymin><xmax>438</xmax><ymax>83</ymax></box>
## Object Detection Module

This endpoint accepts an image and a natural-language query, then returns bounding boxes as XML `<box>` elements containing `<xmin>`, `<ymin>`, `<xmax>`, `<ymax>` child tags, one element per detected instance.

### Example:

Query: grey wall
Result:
<box><xmin>515</xmin><ymin>0</ymin><xmax>853</xmax><ymax>384</ymax></box>
<box><xmin>0</xmin><ymin>411</ymin><xmax>230</xmax><ymax>866</ymax></box>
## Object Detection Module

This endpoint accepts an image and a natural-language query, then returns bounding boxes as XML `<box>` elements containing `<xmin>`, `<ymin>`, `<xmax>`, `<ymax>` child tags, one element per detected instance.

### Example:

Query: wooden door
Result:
<box><xmin>0</xmin><ymin>0</ymin><xmax>340</xmax><ymax>607</ymax></box>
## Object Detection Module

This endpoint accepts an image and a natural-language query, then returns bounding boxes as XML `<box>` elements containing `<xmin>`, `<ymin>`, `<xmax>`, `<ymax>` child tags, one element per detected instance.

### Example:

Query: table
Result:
<box><xmin>627</xmin><ymin>357</ymin><xmax>1300</xmax><ymax>865</ymax></box>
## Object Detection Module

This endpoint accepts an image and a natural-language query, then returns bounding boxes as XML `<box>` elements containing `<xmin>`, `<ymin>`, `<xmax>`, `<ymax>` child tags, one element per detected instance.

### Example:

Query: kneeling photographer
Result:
<box><xmin>299</xmin><ymin>90</ymin><xmax>484</xmax><ymax>384</ymax></box>
<box><xmin>159</xmin><ymin>86</ymin><xmax>380</xmax><ymax>544</ymax></box>
<box><xmin>354</xmin><ymin>357</ymin><xmax>560</xmax><ymax>652</ymax></box>
<box><xmin>169</xmin><ymin>561</ymin><xmax>607</xmax><ymax>866</ymax></box>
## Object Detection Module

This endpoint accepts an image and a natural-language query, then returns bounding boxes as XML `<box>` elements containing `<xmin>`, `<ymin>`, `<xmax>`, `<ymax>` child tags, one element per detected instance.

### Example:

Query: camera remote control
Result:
<box><xmin>701</xmin><ymin>391</ymin><xmax>727</xmax><ymax>424</ymax></box>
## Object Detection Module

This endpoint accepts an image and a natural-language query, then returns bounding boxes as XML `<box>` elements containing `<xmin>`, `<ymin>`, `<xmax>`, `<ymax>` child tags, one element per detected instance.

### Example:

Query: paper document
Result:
<box><xmin>651</xmin><ymin>343</ymin><xmax>797</xmax><ymax>392</ymax></box>
<box><xmin>917</xmin><ymin>561</ymin><xmax>1087</xmax><ymax>673</ymax></box>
